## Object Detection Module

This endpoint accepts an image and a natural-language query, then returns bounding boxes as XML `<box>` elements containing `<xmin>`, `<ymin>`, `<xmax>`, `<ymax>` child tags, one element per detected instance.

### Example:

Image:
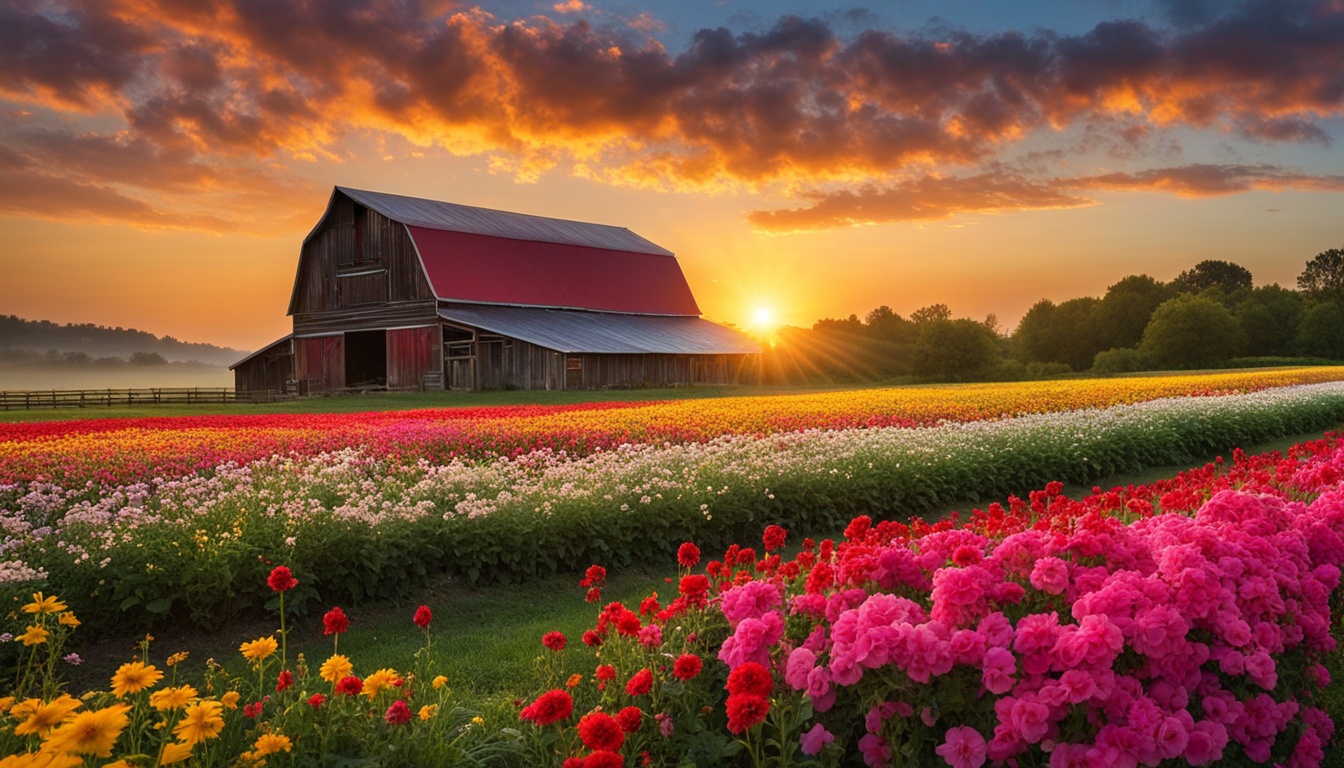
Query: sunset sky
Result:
<box><xmin>3</xmin><ymin>0</ymin><xmax>1343</xmax><ymax>353</ymax></box>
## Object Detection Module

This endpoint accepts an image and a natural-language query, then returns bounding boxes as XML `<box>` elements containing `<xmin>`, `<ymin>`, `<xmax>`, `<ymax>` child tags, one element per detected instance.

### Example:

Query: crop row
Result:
<box><xmin>4</xmin><ymin>368</ymin><xmax>1344</xmax><ymax>487</ymax></box>
<box><xmin>6</xmin><ymin>382</ymin><xmax>1344</xmax><ymax>636</ymax></box>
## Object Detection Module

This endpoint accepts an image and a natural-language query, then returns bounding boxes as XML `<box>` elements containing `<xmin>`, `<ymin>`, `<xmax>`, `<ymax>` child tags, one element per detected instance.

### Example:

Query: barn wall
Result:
<box><xmin>233</xmin><ymin>354</ymin><xmax>293</xmax><ymax>393</ymax></box>
<box><xmin>461</xmin><ymin>337</ymin><xmax>757</xmax><ymax>391</ymax></box>
<box><xmin>294</xmin><ymin>335</ymin><xmax>344</xmax><ymax>392</ymax></box>
<box><xmin>289</xmin><ymin>192</ymin><xmax>434</xmax><ymax>320</ymax></box>
<box><xmin>387</xmin><ymin>326</ymin><xmax>438</xmax><ymax>389</ymax></box>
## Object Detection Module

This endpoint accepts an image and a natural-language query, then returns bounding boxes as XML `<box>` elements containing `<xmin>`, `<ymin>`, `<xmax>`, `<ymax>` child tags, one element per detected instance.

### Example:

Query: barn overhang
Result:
<box><xmin>229</xmin><ymin>334</ymin><xmax>293</xmax><ymax>370</ymax></box>
<box><xmin>437</xmin><ymin>304</ymin><xmax>760</xmax><ymax>355</ymax></box>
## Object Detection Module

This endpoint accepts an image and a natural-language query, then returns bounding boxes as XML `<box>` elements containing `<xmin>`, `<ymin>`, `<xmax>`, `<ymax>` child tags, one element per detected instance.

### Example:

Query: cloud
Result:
<box><xmin>0</xmin><ymin>0</ymin><xmax>1342</xmax><ymax>232</ymax></box>
<box><xmin>1070</xmin><ymin>163</ymin><xmax>1344</xmax><ymax>196</ymax></box>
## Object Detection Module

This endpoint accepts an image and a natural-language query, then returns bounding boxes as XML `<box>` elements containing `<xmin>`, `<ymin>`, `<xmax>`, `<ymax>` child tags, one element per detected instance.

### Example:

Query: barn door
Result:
<box><xmin>565</xmin><ymin>356</ymin><xmax>583</xmax><ymax>389</ymax></box>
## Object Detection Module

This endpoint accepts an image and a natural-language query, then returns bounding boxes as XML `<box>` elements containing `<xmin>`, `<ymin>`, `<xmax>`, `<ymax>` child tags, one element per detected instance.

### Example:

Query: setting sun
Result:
<box><xmin>751</xmin><ymin>307</ymin><xmax>775</xmax><ymax>329</ymax></box>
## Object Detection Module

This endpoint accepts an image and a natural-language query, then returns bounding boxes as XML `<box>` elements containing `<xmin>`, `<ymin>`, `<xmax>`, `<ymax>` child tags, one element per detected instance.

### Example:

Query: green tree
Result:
<box><xmin>1169</xmin><ymin>260</ymin><xmax>1253</xmax><ymax>295</ymax></box>
<box><xmin>1094</xmin><ymin>275</ymin><xmax>1173</xmax><ymax>350</ymax></box>
<box><xmin>912</xmin><ymin>318</ymin><xmax>1003</xmax><ymax>381</ymax></box>
<box><xmin>1010</xmin><ymin>297</ymin><xmax>1101</xmax><ymax>371</ymax></box>
<box><xmin>910</xmin><ymin>304</ymin><xmax>952</xmax><ymax>324</ymax></box>
<box><xmin>1297</xmin><ymin>246</ymin><xmax>1344</xmax><ymax>304</ymax></box>
<box><xmin>1295</xmin><ymin>302</ymin><xmax>1344</xmax><ymax>359</ymax></box>
<box><xmin>1139</xmin><ymin>294</ymin><xmax>1244</xmax><ymax>368</ymax></box>
<box><xmin>1233</xmin><ymin>284</ymin><xmax>1303</xmax><ymax>357</ymax></box>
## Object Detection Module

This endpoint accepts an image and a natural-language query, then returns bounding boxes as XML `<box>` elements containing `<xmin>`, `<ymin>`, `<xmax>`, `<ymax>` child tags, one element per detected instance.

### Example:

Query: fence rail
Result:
<box><xmin>0</xmin><ymin>387</ymin><xmax>286</xmax><ymax>410</ymax></box>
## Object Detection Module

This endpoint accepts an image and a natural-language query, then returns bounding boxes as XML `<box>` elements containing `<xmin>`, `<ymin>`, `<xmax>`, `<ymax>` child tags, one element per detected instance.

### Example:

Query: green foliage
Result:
<box><xmin>1091</xmin><ymin>347</ymin><xmax>1148</xmax><ymax>374</ymax></box>
<box><xmin>911</xmin><ymin>319</ymin><xmax>1003</xmax><ymax>382</ymax></box>
<box><xmin>1094</xmin><ymin>275</ymin><xmax>1173</xmax><ymax>351</ymax></box>
<box><xmin>1140</xmin><ymin>294</ymin><xmax>1244</xmax><ymax>368</ymax></box>
<box><xmin>1297</xmin><ymin>246</ymin><xmax>1344</xmax><ymax>303</ymax></box>
<box><xmin>1169</xmin><ymin>259</ymin><xmax>1253</xmax><ymax>295</ymax></box>
<box><xmin>1295</xmin><ymin>302</ymin><xmax>1344</xmax><ymax>360</ymax></box>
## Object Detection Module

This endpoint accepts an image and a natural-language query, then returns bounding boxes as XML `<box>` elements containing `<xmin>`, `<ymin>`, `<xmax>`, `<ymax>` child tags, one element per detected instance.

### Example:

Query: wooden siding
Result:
<box><xmin>290</xmin><ymin>192</ymin><xmax>433</xmax><ymax>316</ymax></box>
<box><xmin>233</xmin><ymin>352</ymin><xmax>293</xmax><ymax>393</ymax></box>
<box><xmin>294</xmin><ymin>335</ymin><xmax>344</xmax><ymax>392</ymax></box>
<box><xmin>293</xmin><ymin>300</ymin><xmax>437</xmax><ymax>336</ymax></box>
<box><xmin>387</xmin><ymin>326</ymin><xmax>438</xmax><ymax>389</ymax></box>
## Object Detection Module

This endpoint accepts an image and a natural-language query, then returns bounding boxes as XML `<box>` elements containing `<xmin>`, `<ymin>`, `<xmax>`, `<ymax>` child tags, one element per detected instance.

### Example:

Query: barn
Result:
<box><xmin>232</xmin><ymin>187</ymin><xmax>759</xmax><ymax>393</ymax></box>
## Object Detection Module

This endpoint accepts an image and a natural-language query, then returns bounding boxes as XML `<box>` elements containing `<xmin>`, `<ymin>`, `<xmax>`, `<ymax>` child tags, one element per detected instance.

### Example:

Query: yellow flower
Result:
<box><xmin>0</xmin><ymin>753</ymin><xmax>83</xmax><ymax>767</ymax></box>
<box><xmin>0</xmin><ymin>696</ymin><xmax>16</xmax><ymax>714</ymax></box>
<box><xmin>220</xmin><ymin>691</ymin><xmax>241</xmax><ymax>710</ymax></box>
<box><xmin>157</xmin><ymin>740</ymin><xmax>193</xmax><ymax>765</ymax></box>
<box><xmin>471</xmin><ymin>716</ymin><xmax>485</xmax><ymax>726</ymax></box>
<box><xmin>239</xmin><ymin>636</ymin><xmax>278</xmax><ymax>664</ymax></box>
<box><xmin>173</xmin><ymin>700</ymin><xmax>225</xmax><ymax>745</ymax></box>
<box><xmin>418</xmin><ymin>704</ymin><xmax>437</xmax><ymax>721</ymax></box>
<box><xmin>110</xmin><ymin>661</ymin><xmax>162</xmax><ymax>697</ymax></box>
<box><xmin>38</xmin><ymin>703</ymin><xmax>131</xmax><ymax>758</ymax></box>
<box><xmin>362</xmin><ymin>668</ymin><xmax>400</xmax><ymax>699</ymax></box>
<box><xmin>101</xmin><ymin>760</ymin><xmax>135</xmax><ymax>768</ymax></box>
<box><xmin>57</xmin><ymin>613</ymin><xmax>79</xmax><ymax>628</ymax></box>
<box><xmin>318</xmin><ymin>654</ymin><xmax>352</xmax><ymax>684</ymax></box>
<box><xmin>22</xmin><ymin>592</ymin><xmax>67</xmax><ymax>615</ymax></box>
<box><xmin>12</xmin><ymin>695</ymin><xmax>82</xmax><ymax>737</ymax></box>
<box><xmin>431</xmin><ymin>675</ymin><xmax>448</xmax><ymax>689</ymax></box>
<box><xmin>250</xmin><ymin>733</ymin><xmax>293</xmax><ymax>757</ymax></box>
<box><xmin>148</xmin><ymin>685</ymin><xmax>198</xmax><ymax>711</ymax></box>
<box><xmin>18</xmin><ymin>626</ymin><xmax>49</xmax><ymax>647</ymax></box>
<box><xmin>166</xmin><ymin>651</ymin><xmax>189</xmax><ymax>667</ymax></box>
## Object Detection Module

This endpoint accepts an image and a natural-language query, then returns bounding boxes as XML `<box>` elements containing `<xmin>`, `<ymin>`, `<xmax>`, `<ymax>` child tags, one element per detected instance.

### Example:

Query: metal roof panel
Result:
<box><xmin>437</xmin><ymin>305</ymin><xmax>760</xmax><ymax>355</ymax></box>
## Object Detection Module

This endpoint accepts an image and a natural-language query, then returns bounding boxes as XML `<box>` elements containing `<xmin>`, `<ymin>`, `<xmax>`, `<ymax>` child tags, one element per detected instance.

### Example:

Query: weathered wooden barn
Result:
<box><xmin>232</xmin><ymin>187</ymin><xmax>759</xmax><ymax>393</ymax></box>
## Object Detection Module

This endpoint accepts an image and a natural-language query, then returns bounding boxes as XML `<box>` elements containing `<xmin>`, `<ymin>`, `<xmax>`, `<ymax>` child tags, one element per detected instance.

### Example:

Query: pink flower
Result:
<box><xmin>1008</xmin><ymin>697</ymin><xmax>1051</xmax><ymax>744</ymax></box>
<box><xmin>1029</xmin><ymin>557</ymin><xmax>1070</xmax><ymax>595</ymax></box>
<box><xmin>721</xmin><ymin>581</ymin><xmax>782</xmax><ymax>626</ymax></box>
<box><xmin>800</xmin><ymin>723</ymin><xmax>835</xmax><ymax>755</ymax></box>
<box><xmin>935</xmin><ymin>726</ymin><xmax>987</xmax><ymax>768</ymax></box>
<box><xmin>980</xmin><ymin>647</ymin><xmax>1016</xmax><ymax>695</ymax></box>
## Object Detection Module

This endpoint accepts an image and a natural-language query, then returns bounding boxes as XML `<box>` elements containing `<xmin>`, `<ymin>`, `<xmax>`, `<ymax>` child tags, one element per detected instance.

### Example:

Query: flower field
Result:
<box><xmin>4</xmin><ymin>368</ymin><xmax>1344</xmax><ymax>487</ymax></box>
<box><xmin>4</xmin><ymin>375</ymin><xmax>1344</xmax><ymax>765</ymax></box>
<box><xmin>8</xmin><ymin>377</ymin><xmax>1344</xmax><ymax>637</ymax></box>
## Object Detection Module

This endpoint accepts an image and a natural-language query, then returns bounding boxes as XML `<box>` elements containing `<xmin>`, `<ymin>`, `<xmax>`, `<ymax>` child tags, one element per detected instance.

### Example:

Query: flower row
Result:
<box><xmin>4</xmin><ymin>368</ymin><xmax>1343</xmax><ymax>486</ymax></box>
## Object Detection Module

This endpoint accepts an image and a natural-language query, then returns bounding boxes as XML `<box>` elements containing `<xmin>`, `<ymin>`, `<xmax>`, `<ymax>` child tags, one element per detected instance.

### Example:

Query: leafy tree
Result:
<box><xmin>1139</xmin><ymin>294</ymin><xmax>1244</xmax><ymax>368</ymax></box>
<box><xmin>1169</xmin><ymin>260</ymin><xmax>1253</xmax><ymax>295</ymax></box>
<box><xmin>1233</xmin><ymin>284</ymin><xmax>1303</xmax><ymax>357</ymax></box>
<box><xmin>911</xmin><ymin>319</ymin><xmax>1002</xmax><ymax>381</ymax></box>
<box><xmin>1011</xmin><ymin>297</ymin><xmax>1102</xmax><ymax>371</ymax></box>
<box><xmin>812</xmin><ymin>314</ymin><xmax>864</xmax><ymax>335</ymax></box>
<box><xmin>910</xmin><ymin>304</ymin><xmax>952</xmax><ymax>324</ymax></box>
<box><xmin>1094</xmin><ymin>275</ymin><xmax>1172</xmax><ymax>350</ymax></box>
<box><xmin>1295</xmin><ymin>302</ymin><xmax>1344</xmax><ymax>359</ymax></box>
<box><xmin>863</xmin><ymin>306</ymin><xmax>916</xmax><ymax>345</ymax></box>
<box><xmin>1013</xmin><ymin>299</ymin><xmax>1059</xmax><ymax>365</ymax></box>
<box><xmin>1297</xmin><ymin>246</ymin><xmax>1344</xmax><ymax>304</ymax></box>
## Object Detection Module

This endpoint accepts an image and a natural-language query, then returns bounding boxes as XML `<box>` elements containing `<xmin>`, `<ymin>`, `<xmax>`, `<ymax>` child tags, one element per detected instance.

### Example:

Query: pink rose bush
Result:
<box><xmin>538</xmin><ymin>433</ymin><xmax>1344</xmax><ymax>766</ymax></box>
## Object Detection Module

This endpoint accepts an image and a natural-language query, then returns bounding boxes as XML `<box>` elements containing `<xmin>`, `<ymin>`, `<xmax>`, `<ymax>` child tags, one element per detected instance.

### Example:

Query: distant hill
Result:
<box><xmin>0</xmin><ymin>315</ymin><xmax>249</xmax><ymax>366</ymax></box>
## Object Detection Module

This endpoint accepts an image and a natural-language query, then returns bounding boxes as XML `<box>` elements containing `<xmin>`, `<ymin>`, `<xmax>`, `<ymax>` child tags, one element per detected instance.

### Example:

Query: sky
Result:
<box><xmin>2</xmin><ymin>0</ymin><xmax>1343</xmax><ymax>353</ymax></box>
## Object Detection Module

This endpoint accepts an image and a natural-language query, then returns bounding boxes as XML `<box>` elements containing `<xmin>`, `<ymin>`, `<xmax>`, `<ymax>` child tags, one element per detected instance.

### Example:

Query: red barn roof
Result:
<box><xmin>332</xmin><ymin>187</ymin><xmax>699</xmax><ymax>316</ymax></box>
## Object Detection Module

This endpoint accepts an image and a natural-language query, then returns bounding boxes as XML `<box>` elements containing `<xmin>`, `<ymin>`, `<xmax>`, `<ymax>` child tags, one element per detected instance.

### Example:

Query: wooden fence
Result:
<box><xmin>0</xmin><ymin>388</ymin><xmax>287</xmax><ymax>410</ymax></box>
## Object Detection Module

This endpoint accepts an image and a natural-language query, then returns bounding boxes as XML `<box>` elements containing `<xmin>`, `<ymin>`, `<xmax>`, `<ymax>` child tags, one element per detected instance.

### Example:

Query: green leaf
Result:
<box><xmin>145</xmin><ymin>597</ymin><xmax>174</xmax><ymax>613</ymax></box>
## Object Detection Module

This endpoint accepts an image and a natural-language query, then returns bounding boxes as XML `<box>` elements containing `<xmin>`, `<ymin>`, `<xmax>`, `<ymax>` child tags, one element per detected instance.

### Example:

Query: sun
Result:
<box><xmin>751</xmin><ymin>306</ymin><xmax>775</xmax><ymax>329</ymax></box>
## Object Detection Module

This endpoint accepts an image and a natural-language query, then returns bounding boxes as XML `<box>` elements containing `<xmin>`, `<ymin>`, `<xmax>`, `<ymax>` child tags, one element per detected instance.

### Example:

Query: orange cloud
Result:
<box><xmin>1</xmin><ymin>0</ymin><xmax>1341</xmax><ymax>232</ymax></box>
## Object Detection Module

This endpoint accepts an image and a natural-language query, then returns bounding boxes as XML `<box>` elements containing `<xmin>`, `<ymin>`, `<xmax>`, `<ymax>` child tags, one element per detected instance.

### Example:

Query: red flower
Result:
<box><xmin>243</xmin><ymin>701</ymin><xmax>264</xmax><ymax>719</ymax></box>
<box><xmin>519</xmin><ymin>689</ymin><xmax>574</xmax><ymax>727</ymax></box>
<box><xmin>413</xmin><ymin>605</ymin><xmax>432</xmax><ymax>629</ymax></box>
<box><xmin>726</xmin><ymin>662</ymin><xmax>773</xmax><ymax>698</ymax></box>
<box><xmin>580</xmin><ymin>564</ymin><xmax>607</xmax><ymax>588</ymax></box>
<box><xmin>582</xmin><ymin>630</ymin><xmax>603</xmax><ymax>647</ymax></box>
<box><xmin>583</xmin><ymin>751</ymin><xmax>623</xmax><ymax>768</ymax></box>
<box><xmin>563</xmin><ymin>759</ymin><xmax>584</xmax><ymax>768</ymax></box>
<box><xmin>336</xmin><ymin>675</ymin><xmax>363</xmax><ymax>696</ymax></box>
<box><xmin>276</xmin><ymin>670</ymin><xmax>293</xmax><ymax>692</ymax></box>
<box><xmin>586</xmin><ymin>587</ymin><xmax>602</xmax><ymax>603</ymax></box>
<box><xmin>577</xmin><ymin>711</ymin><xmax>626</xmax><ymax>752</ymax></box>
<box><xmin>616</xmin><ymin>610</ymin><xmax>642</xmax><ymax>637</ymax></box>
<box><xmin>625</xmin><ymin>668</ymin><xmax>653</xmax><ymax>697</ymax></box>
<box><xmin>267</xmin><ymin>565</ymin><xmax>298</xmax><ymax>592</ymax></box>
<box><xmin>384</xmin><ymin>699</ymin><xmax>412</xmax><ymax>726</ymax></box>
<box><xmin>308</xmin><ymin>693</ymin><xmax>326</xmax><ymax>708</ymax></box>
<box><xmin>677</xmin><ymin>542</ymin><xmax>700</xmax><ymax>568</ymax></box>
<box><xmin>616</xmin><ymin>706</ymin><xmax>643</xmax><ymax>733</ymax></box>
<box><xmin>672</xmin><ymin>654</ymin><xmax>703</xmax><ymax>681</ymax></box>
<box><xmin>678</xmin><ymin>574</ymin><xmax>710</xmax><ymax>607</ymax></box>
<box><xmin>638</xmin><ymin>595</ymin><xmax>661</xmax><ymax>616</ymax></box>
<box><xmin>736</xmin><ymin>548</ymin><xmax>756</xmax><ymax>565</ymax></box>
<box><xmin>323</xmin><ymin>606</ymin><xmax>349</xmax><ymax>635</ymax></box>
<box><xmin>595</xmin><ymin>664</ymin><xmax>616</xmax><ymax>682</ymax></box>
<box><xmin>542</xmin><ymin>631</ymin><xmax>567</xmax><ymax>651</ymax></box>
<box><xmin>726</xmin><ymin>694</ymin><xmax>771</xmax><ymax>733</ymax></box>
<box><xmin>762</xmin><ymin>525</ymin><xmax>787</xmax><ymax>552</ymax></box>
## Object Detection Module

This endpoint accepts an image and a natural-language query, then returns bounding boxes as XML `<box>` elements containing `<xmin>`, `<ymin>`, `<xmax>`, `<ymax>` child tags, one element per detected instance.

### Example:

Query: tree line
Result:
<box><xmin>762</xmin><ymin>245</ymin><xmax>1344</xmax><ymax>384</ymax></box>
<box><xmin>0</xmin><ymin>315</ymin><xmax>247</xmax><ymax>367</ymax></box>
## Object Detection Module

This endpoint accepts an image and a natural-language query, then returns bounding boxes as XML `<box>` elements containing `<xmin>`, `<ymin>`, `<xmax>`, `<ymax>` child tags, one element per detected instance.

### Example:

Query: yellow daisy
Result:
<box><xmin>418</xmin><ymin>704</ymin><xmax>438</xmax><ymax>721</ymax></box>
<box><xmin>172</xmin><ymin>700</ymin><xmax>225</xmax><ymax>745</ymax></box>
<box><xmin>148</xmin><ymin>685</ymin><xmax>198</xmax><ymax>712</ymax></box>
<box><xmin>239</xmin><ymin>636</ymin><xmax>278</xmax><ymax>663</ymax></box>
<box><xmin>0</xmin><ymin>753</ymin><xmax>83</xmax><ymax>767</ymax></box>
<box><xmin>38</xmin><ymin>703</ymin><xmax>131</xmax><ymax>758</ymax></box>
<box><xmin>250</xmin><ymin>732</ymin><xmax>293</xmax><ymax>756</ymax></box>
<box><xmin>318</xmin><ymin>654</ymin><xmax>353</xmax><ymax>684</ymax></box>
<box><xmin>22</xmin><ymin>592</ymin><xmax>68</xmax><ymax>615</ymax></box>
<box><xmin>220</xmin><ymin>691</ymin><xmax>241</xmax><ymax>710</ymax></box>
<box><xmin>362</xmin><ymin>668</ymin><xmax>400</xmax><ymax>699</ymax></box>
<box><xmin>57</xmin><ymin>613</ymin><xmax>79</xmax><ymax>628</ymax></box>
<box><xmin>17</xmin><ymin>626</ymin><xmax>49</xmax><ymax>647</ymax></box>
<box><xmin>157</xmin><ymin>740</ymin><xmax>193</xmax><ymax>765</ymax></box>
<box><xmin>110</xmin><ymin>661</ymin><xmax>163</xmax><ymax>697</ymax></box>
<box><xmin>12</xmin><ymin>695</ymin><xmax>82</xmax><ymax>737</ymax></box>
<box><xmin>431</xmin><ymin>675</ymin><xmax>449</xmax><ymax>689</ymax></box>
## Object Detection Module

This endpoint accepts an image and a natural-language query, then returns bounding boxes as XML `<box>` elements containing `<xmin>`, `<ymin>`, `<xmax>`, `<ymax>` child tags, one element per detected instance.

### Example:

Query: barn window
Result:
<box><xmin>353</xmin><ymin>203</ymin><xmax>367</xmax><ymax>263</ymax></box>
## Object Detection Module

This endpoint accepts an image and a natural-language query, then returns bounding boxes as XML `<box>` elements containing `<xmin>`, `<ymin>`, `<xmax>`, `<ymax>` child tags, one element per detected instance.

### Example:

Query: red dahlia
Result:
<box><xmin>672</xmin><ymin>654</ymin><xmax>703</xmax><ymax>681</ymax></box>
<box><xmin>577</xmin><ymin>711</ymin><xmax>626</xmax><ymax>752</ymax></box>
<box><xmin>583</xmin><ymin>751</ymin><xmax>624</xmax><ymax>768</ymax></box>
<box><xmin>726</xmin><ymin>694</ymin><xmax>770</xmax><ymax>734</ymax></box>
<box><xmin>276</xmin><ymin>670</ymin><xmax>293</xmax><ymax>691</ymax></box>
<box><xmin>267</xmin><ymin>565</ymin><xmax>298</xmax><ymax>592</ymax></box>
<box><xmin>413</xmin><ymin>605</ymin><xmax>432</xmax><ymax>628</ymax></box>
<box><xmin>335</xmin><ymin>675</ymin><xmax>363</xmax><ymax>696</ymax></box>
<box><xmin>625</xmin><ymin>668</ymin><xmax>653</xmax><ymax>697</ymax></box>
<box><xmin>616</xmin><ymin>706</ymin><xmax>643</xmax><ymax>733</ymax></box>
<box><xmin>519</xmin><ymin>689</ymin><xmax>574</xmax><ymax>727</ymax></box>
<box><xmin>323</xmin><ymin>606</ymin><xmax>349</xmax><ymax>635</ymax></box>
<box><xmin>542</xmin><ymin>631</ymin><xmax>567</xmax><ymax>651</ymax></box>
<box><xmin>677</xmin><ymin>542</ymin><xmax>701</xmax><ymax>568</ymax></box>
<box><xmin>762</xmin><ymin>525</ymin><xmax>787</xmax><ymax>552</ymax></box>
<box><xmin>384</xmin><ymin>699</ymin><xmax>412</xmax><ymax>726</ymax></box>
<box><xmin>726</xmin><ymin>662</ymin><xmax>773</xmax><ymax>697</ymax></box>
